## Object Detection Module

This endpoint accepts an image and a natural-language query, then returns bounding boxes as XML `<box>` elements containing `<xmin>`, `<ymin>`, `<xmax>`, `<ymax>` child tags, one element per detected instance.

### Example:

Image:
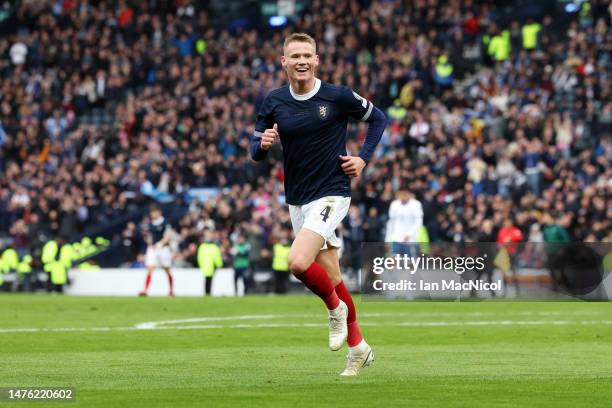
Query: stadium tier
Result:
<box><xmin>0</xmin><ymin>0</ymin><xmax>610</xmax><ymax>291</ymax></box>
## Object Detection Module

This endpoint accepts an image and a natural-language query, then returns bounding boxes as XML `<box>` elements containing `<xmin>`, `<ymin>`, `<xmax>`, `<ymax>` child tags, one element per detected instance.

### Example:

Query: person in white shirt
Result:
<box><xmin>9</xmin><ymin>41</ymin><xmax>27</xmax><ymax>65</ymax></box>
<box><xmin>385</xmin><ymin>188</ymin><xmax>423</xmax><ymax>256</ymax></box>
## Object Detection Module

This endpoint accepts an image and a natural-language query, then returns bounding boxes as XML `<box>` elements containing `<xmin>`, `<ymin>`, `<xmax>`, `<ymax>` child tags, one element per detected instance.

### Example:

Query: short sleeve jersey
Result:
<box><xmin>254</xmin><ymin>78</ymin><xmax>373</xmax><ymax>205</ymax></box>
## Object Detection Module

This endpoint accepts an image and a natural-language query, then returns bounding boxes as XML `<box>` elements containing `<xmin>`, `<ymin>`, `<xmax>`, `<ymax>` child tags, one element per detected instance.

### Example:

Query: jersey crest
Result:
<box><xmin>318</xmin><ymin>105</ymin><xmax>328</xmax><ymax>119</ymax></box>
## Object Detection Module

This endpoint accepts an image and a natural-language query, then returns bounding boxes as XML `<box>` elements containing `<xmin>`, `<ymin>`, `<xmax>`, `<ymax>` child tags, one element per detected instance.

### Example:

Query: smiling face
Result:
<box><xmin>281</xmin><ymin>39</ymin><xmax>319</xmax><ymax>89</ymax></box>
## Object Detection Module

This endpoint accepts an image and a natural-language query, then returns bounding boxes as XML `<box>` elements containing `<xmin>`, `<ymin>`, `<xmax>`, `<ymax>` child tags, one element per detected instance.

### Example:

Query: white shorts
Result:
<box><xmin>288</xmin><ymin>196</ymin><xmax>350</xmax><ymax>250</ymax></box>
<box><xmin>145</xmin><ymin>245</ymin><xmax>172</xmax><ymax>268</ymax></box>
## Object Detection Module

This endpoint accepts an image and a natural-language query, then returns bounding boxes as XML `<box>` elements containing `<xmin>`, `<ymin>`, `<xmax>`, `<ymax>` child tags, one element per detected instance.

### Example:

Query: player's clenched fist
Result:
<box><xmin>339</xmin><ymin>155</ymin><xmax>366</xmax><ymax>178</ymax></box>
<box><xmin>260</xmin><ymin>123</ymin><xmax>279</xmax><ymax>150</ymax></box>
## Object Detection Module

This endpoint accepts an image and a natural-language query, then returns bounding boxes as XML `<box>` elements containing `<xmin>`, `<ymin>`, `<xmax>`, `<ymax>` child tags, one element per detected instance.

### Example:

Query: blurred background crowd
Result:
<box><xmin>0</xmin><ymin>0</ymin><xmax>610</xmax><ymax>281</ymax></box>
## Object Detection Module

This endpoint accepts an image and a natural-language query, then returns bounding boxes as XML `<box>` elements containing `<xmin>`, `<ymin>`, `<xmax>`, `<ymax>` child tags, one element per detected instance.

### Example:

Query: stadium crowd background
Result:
<box><xmin>0</xmin><ymin>0</ymin><xmax>610</xmax><ymax>283</ymax></box>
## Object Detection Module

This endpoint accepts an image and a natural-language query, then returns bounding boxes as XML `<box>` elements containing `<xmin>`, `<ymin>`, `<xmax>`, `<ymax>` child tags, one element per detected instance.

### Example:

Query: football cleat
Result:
<box><xmin>340</xmin><ymin>344</ymin><xmax>374</xmax><ymax>376</ymax></box>
<box><xmin>328</xmin><ymin>300</ymin><xmax>348</xmax><ymax>351</ymax></box>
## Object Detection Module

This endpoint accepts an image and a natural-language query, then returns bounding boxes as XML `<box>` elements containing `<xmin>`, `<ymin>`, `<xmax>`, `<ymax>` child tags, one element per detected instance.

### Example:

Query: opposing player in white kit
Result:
<box><xmin>250</xmin><ymin>33</ymin><xmax>387</xmax><ymax>375</ymax></box>
<box><xmin>385</xmin><ymin>188</ymin><xmax>424</xmax><ymax>256</ymax></box>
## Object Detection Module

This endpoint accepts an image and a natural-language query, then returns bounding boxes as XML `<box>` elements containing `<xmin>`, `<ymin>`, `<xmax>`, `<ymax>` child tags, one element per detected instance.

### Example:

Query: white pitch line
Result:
<box><xmin>134</xmin><ymin>310</ymin><xmax>594</xmax><ymax>330</ymax></box>
<box><xmin>361</xmin><ymin>311</ymin><xmax>593</xmax><ymax>318</ymax></box>
<box><xmin>0</xmin><ymin>326</ymin><xmax>133</xmax><ymax>334</ymax></box>
<box><xmin>134</xmin><ymin>314</ymin><xmax>283</xmax><ymax>329</ymax></box>
<box><xmin>397</xmin><ymin>320</ymin><xmax>612</xmax><ymax>327</ymax></box>
<box><xmin>2</xmin><ymin>320</ymin><xmax>612</xmax><ymax>334</ymax></box>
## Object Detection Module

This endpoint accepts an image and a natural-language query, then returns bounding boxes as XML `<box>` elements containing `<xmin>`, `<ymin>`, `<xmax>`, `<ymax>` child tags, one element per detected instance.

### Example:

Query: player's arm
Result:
<box><xmin>250</xmin><ymin>95</ymin><xmax>278</xmax><ymax>162</ymax></box>
<box><xmin>338</xmin><ymin>87</ymin><xmax>387</xmax><ymax>177</ymax></box>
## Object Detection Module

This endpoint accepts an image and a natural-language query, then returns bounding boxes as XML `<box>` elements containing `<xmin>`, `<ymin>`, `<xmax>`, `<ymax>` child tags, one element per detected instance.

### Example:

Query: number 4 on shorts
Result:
<box><xmin>320</xmin><ymin>205</ymin><xmax>332</xmax><ymax>222</ymax></box>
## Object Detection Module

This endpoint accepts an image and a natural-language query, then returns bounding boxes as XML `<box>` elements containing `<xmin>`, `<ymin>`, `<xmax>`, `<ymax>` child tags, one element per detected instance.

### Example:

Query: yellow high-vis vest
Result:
<box><xmin>488</xmin><ymin>31</ymin><xmax>510</xmax><ymax>61</ymax></box>
<box><xmin>521</xmin><ymin>23</ymin><xmax>541</xmax><ymax>50</ymax></box>
<box><xmin>17</xmin><ymin>255</ymin><xmax>33</xmax><ymax>274</ymax></box>
<box><xmin>272</xmin><ymin>243</ymin><xmax>290</xmax><ymax>272</ymax></box>
<box><xmin>42</xmin><ymin>240</ymin><xmax>59</xmax><ymax>264</ymax></box>
<box><xmin>49</xmin><ymin>261</ymin><xmax>67</xmax><ymax>285</ymax></box>
<box><xmin>2</xmin><ymin>248</ymin><xmax>19</xmax><ymax>272</ymax></box>
<box><xmin>197</xmin><ymin>243</ymin><xmax>223</xmax><ymax>277</ymax></box>
<box><xmin>435</xmin><ymin>56</ymin><xmax>453</xmax><ymax>78</ymax></box>
<box><xmin>59</xmin><ymin>244</ymin><xmax>76</xmax><ymax>270</ymax></box>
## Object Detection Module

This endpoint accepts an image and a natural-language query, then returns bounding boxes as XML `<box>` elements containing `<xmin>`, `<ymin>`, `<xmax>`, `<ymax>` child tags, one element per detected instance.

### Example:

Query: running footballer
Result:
<box><xmin>250</xmin><ymin>33</ymin><xmax>387</xmax><ymax>376</ymax></box>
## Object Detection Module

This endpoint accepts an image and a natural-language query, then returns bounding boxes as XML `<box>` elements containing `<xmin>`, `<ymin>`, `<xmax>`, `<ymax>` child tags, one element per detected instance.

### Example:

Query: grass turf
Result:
<box><xmin>0</xmin><ymin>295</ymin><xmax>611</xmax><ymax>407</ymax></box>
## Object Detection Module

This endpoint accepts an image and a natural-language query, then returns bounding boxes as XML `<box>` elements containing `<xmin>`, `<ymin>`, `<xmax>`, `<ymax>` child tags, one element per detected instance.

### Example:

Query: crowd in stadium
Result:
<box><xmin>0</xmin><ymin>0</ymin><xmax>610</xmax><ymax>277</ymax></box>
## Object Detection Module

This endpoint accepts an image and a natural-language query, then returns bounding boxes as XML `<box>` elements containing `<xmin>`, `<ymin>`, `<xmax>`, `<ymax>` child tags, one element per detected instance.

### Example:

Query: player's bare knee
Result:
<box><xmin>288</xmin><ymin>254</ymin><xmax>310</xmax><ymax>274</ymax></box>
<box><xmin>289</xmin><ymin>259</ymin><xmax>309</xmax><ymax>274</ymax></box>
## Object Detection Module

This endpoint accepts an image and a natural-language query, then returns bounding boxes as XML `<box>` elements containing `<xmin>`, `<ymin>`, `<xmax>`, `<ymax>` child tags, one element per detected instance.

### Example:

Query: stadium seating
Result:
<box><xmin>0</xmin><ymin>0</ymin><xmax>609</xmax><ymax>281</ymax></box>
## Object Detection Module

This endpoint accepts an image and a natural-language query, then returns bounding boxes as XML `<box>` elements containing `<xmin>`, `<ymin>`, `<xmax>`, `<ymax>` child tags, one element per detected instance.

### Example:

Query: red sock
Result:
<box><xmin>167</xmin><ymin>272</ymin><xmax>174</xmax><ymax>294</ymax></box>
<box><xmin>335</xmin><ymin>281</ymin><xmax>363</xmax><ymax>347</ymax></box>
<box><xmin>143</xmin><ymin>273</ymin><xmax>152</xmax><ymax>292</ymax></box>
<box><xmin>294</xmin><ymin>262</ymin><xmax>340</xmax><ymax>310</ymax></box>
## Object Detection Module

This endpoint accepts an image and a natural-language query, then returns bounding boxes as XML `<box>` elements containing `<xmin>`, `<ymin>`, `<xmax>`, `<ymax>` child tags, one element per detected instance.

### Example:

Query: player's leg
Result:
<box><xmin>288</xmin><ymin>228</ymin><xmax>341</xmax><ymax>311</ymax></box>
<box><xmin>160</xmin><ymin>247</ymin><xmax>174</xmax><ymax>296</ymax></box>
<box><xmin>140</xmin><ymin>246</ymin><xmax>155</xmax><ymax>296</ymax></box>
<box><xmin>288</xmin><ymin>198</ymin><xmax>351</xmax><ymax>351</ymax></box>
<box><xmin>316</xmin><ymin>247</ymin><xmax>363</xmax><ymax>344</ymax></box>
<box><xmin>140</xmin><ymin>266</ymin><xmax>153</xmax><ymax>296</ymax></box>
<box><xmin>289</xmin><ymin>228</ymin><xmax>347</xmax><ymax>351</ymax></box>
<box><xmin>163</xmin><ymin>267</ymin><xmax>174</xmax><ymax>296</ymax></box>
<box><xmin>316</xmin><ymin>247</ymin><xmax>373</xmax><ymax>376</ymax></box>
<box><xmin>316</xmin><ymin>196</ymin><xmax>371</xmax><ymax>373</ymax></box>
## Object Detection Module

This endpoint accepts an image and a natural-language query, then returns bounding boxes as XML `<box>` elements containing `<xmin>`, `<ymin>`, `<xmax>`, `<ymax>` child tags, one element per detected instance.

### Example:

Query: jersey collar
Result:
<box><xmin>289</xmin><ymin>78</ymin><xmax>321</xmax><ymax>101</ymax></box>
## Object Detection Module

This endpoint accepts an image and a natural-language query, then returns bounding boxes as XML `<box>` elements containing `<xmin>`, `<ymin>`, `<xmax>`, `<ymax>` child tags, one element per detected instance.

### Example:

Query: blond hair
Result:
<box><xmin>283</xmin><ymin>33</ymin><xmax>317</xmax><ymax>54</ymax></box>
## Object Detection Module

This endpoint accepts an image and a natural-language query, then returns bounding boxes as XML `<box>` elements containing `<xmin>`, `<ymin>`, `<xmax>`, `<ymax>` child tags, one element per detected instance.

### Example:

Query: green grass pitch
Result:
<box><xmin>1</xmin><ymin>295</ymin><xmax>611</xmax><ymax>407</ymax></box>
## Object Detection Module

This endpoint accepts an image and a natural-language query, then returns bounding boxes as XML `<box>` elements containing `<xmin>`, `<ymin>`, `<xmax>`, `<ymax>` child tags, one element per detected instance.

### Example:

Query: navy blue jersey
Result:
<box><xmin>147</xmin><ymin>217</ymin><xmax>168</xmax><ymax>245</ymax></box>
<box><xmin>252</xmin><ymin>79</ymin><xmax>374</xmax><ymax>205</ymax></box>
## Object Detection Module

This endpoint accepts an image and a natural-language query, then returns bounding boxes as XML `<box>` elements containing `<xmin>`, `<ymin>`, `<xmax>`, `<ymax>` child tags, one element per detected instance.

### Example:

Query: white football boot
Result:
<box><xmin>340</xmin><ymin>341</ymin><xmax>374</xmax><ymax>376</ymax></box>
<box><xmin>328</xmin><ymin>300</ymin><xmax>348</xmax><ymax>351</ymax></box>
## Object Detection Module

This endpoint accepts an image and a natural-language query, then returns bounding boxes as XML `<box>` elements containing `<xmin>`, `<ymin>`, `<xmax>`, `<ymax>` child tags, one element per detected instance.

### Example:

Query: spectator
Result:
<box><xmin>230</xmin><ymin>232</ymin><xmax>251</xmax><ymax>295</ymax></box>
<box><xmin>197</xmin><ymin>230</ymin><xmax>223</xmax><ymax>296</ymax></box>
<box><xmin>385</xmin><ymin>187</ymin><xmax>424</xmax><ymax>255</ymax></box>
<box><xmin>362</xmin><ymin>207</ymin><xmax>384</xmax><ymax>242</ymax></box>
<box><xmin>272</xmin><ymin>229</ymin><xmax>290</xmax><ymax>294</ymax></box>
<box><xmin>343</xmin><ymin>205</ymin><xmax>364</xmax><ymax>276</ymax></box>
<box><xmin>0</xmin><ymin>0</ymin><xmax>607</xmax><ymax>284</ymax></box>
